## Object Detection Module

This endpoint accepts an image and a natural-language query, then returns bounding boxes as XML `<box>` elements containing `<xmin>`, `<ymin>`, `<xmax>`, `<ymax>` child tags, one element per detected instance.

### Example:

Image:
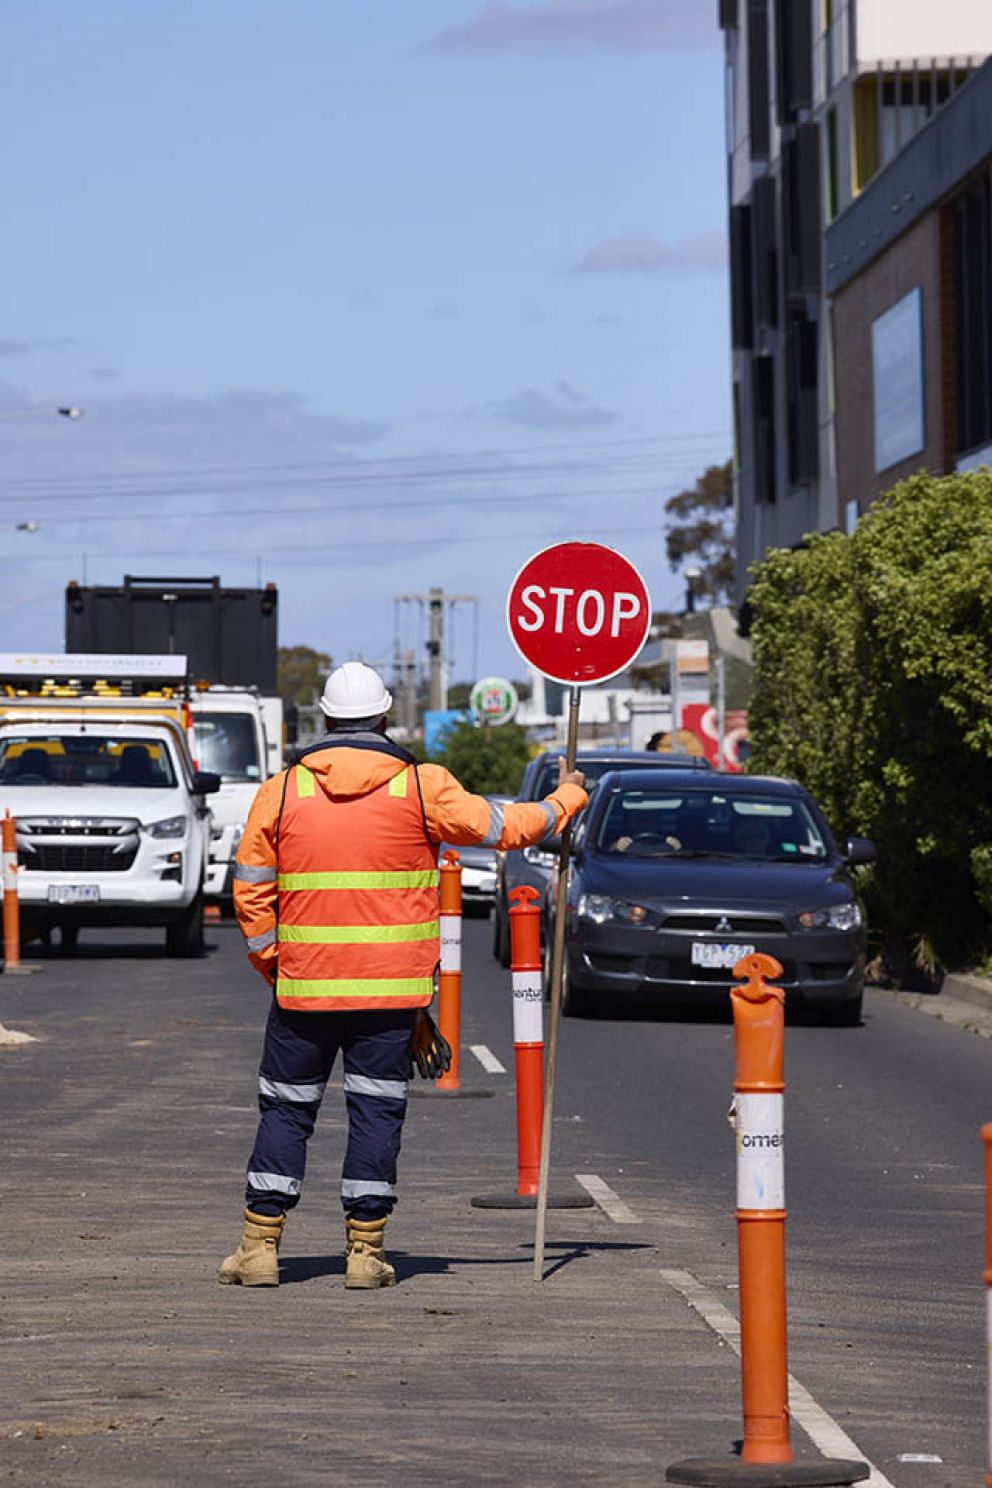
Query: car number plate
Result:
<box><xmin>691</xmin><ymin>941</ymin><xmax>755</xmax><ymax>969</ymax></box>
<box><xmin>47</xmin><ymin>885</ymin><xmax>100</xmax><ymax>905</ymax></box>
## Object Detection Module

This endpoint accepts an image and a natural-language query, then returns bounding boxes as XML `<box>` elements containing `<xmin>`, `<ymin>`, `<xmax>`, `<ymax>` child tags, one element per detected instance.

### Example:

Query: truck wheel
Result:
<box><xmin>166</xmin><ymin>894</ymin><xmax>206</xmax><ymax>958</ymax></box>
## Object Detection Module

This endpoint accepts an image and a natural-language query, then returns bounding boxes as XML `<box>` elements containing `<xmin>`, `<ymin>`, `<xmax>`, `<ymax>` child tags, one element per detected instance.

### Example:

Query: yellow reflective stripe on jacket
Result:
<box><xmin>277</xmin><ymin>976</ymin><xmax>435</xmax><ymax>1000</ymax></box>
<box><xmin>388</xmin><ymin>768</ymin><xmax>409</xmax><ymax>798</ymax></box>
<box><xmin>278</xmin><ymin>920</ymin><xmax>439</xmax><ymax>945</ymax></box>
<box><xmin>278</xmin><ymin>870</ymin><xmax>439</xmax><ymax>890</ymax></box>
<box><xmin>296</xmin><ymin>766</ymin><xmax>315</xmax><ymax>798</ymax></box>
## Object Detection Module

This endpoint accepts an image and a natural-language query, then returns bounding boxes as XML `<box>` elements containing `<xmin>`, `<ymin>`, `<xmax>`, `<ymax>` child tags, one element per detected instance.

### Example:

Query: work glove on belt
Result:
<box><xmin>409</xmin><ymin>1009</ymin><xmax>452</xmax><ymax>1080</ymax></box>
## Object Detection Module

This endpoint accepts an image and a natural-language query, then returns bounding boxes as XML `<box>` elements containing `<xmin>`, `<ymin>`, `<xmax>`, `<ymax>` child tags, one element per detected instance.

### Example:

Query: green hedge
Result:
<box><xmin>748</xmin><ymin>469</ymin><xmax>992</xmax><ymax>974</ymax></box>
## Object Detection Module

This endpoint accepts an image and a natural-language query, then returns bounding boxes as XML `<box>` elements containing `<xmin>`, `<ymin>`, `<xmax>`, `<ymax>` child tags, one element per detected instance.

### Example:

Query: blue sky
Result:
<box><xmin>0</xmin><ymin>0</ymin><xmax>730</xmax><ymax>684</ymax></box>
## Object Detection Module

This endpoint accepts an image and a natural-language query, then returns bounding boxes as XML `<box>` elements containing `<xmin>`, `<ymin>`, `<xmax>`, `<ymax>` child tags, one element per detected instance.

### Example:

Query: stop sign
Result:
<box><xmin>506</xmin><ymin>541</ymin><xmax>651</xmax><ymax>685</ymax></box>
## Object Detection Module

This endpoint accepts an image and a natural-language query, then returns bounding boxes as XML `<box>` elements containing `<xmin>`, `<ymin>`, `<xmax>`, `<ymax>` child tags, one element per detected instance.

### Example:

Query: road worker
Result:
<box><xmin>220</xmin><ymin>661</ymin><xmax>587</xmax><ymax>1290</ymax></box>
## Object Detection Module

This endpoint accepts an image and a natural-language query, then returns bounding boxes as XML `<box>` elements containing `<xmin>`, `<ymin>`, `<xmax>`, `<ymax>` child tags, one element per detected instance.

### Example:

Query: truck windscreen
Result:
<box><xmin>192</xmin><ymin>714</ymin><xmax>260</xmax><ymax>783</ymax></box>
<box><xmin>0</xmin><ymin>736</ymin><xmax>177</xmax><ymax>788</ymax></box>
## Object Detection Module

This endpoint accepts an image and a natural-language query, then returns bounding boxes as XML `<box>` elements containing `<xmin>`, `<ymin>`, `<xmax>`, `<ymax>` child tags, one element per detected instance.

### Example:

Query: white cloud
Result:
<box><xmin>572</xmin><ymin>229</ymin><xmax>727</xmax><ymax>275</ymax></box>
<box><xmin>480</xmin><ymin>384</ymin><xmax>619</xmax><ymax>429</ymax></box>
<box><xmin>427</xmin><ymin>0</ymin><xmax>714</xmax><ymax>54</ymax></box>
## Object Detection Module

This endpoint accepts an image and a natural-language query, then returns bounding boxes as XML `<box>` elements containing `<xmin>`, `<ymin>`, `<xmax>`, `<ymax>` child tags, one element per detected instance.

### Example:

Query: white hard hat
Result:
<box><xmin>319</xmin><ymin>662</ymin><xmax>393</xmax><ymax>720</ymax></box>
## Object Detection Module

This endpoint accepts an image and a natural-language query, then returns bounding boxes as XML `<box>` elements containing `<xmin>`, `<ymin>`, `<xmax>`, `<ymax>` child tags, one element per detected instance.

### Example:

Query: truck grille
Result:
<box><xmin>26</xmin><ymin>845</ymin><xmax>137</xmax><ymax>874</ymax></box>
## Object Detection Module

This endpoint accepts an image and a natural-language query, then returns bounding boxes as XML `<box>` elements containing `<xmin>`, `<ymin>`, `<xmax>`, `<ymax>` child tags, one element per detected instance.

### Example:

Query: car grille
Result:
<box><xmin>661</xmin><ymin>913</ymin><xmax>788</xmax><ymax>935</ymax></box>
<box><xmin>19</xmin><ymin>817</ymin><xmax>136</xmax><ymax>837</ymax></box>
<box><xmin>26</xmin><ymin>845</ymin><xmax>137</xmax><ymax>874</ymax></box>
<box><xmin>647</xmin><ymin>954</ymin><xmax>798</xmax><ymax>986</ymax></box>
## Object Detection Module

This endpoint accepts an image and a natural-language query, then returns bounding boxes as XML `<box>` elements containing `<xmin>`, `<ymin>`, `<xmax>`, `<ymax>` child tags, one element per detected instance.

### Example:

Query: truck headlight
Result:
<box><xmin>523</xmin><ymin>845</ymin><xmax>558</xmax><ymax>869</ymax></box>
<box><xmin>795</xmin><ymin>902</ymin><xmax>862</xmax><ymax>931</ymax></box>
<box><xmin>145</xmin><ymin>815</ymin><xmax>188</xmax><ymax>840</ymax></box>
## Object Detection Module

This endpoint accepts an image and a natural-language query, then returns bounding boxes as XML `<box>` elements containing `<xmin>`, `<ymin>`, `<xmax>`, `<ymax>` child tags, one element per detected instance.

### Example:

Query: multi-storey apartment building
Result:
<box><xmin>720</xmin><ymin>0</ymin><xmax>992</xmax><ymax>605</ymax></box>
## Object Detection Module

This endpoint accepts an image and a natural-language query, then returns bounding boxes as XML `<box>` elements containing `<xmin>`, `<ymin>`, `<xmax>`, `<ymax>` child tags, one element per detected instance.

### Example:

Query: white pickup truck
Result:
<box><xmin>0</xmin><ymin>667</ymin><xmax>220</xmax><ymax>955</ymax></box>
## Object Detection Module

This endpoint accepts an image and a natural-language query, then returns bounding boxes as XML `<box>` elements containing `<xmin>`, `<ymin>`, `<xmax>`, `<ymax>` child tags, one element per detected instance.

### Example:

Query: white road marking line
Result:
<box><xmin>469</xmin><ymin>1044</ymin><xmax>505</xmax><ymax>1074</ymax></box>
<box><xmin>574</xmin><ymin>1173</ymin><xmax>641</xmax><ymax>1224</ymax></box>
<box><xmin>897</xmin><ymin>1455</ymin><xmax>942</xmax><ymax>1464</ymax></box>
<box><xmin>660</xmin><ymin>1269</ymin><xmax>895</xmax><ymax>1488</ymax></box>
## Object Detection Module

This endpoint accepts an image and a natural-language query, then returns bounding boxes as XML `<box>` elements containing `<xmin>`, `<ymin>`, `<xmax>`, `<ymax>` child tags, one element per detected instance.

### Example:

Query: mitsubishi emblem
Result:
<box><xmin>715</xmin><ymin>915</ymin><xmax>733</xmax><ymax>933</ymax></box>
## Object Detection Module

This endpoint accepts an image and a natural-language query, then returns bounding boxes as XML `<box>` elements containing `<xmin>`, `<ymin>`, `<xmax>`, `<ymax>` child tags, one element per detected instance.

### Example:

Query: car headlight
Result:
<box><xmin>523</xmin><ymin>845</ymin><xmax>558</xmax><ymax>869</ymax></box>
<box><xmin>576</xmin><ymin>893</ymin><xmax>650</xmax><ymax>925</ymax></box>
<box><xmin>795</xmin><ymin>901</ymin><xmax>862</xmax><ymax>931</ymax></box>
<box><xmin>144</xmin><ymin>815</ymin><xmax>188</xmax><ymax>840</ymax></box>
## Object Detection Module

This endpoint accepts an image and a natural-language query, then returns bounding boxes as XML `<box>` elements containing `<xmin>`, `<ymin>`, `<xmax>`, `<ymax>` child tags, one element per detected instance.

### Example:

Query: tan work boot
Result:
<box><xmin>218</xmin><ymin>1209</ymin><xmax>285</xmax><ymax>1286</ymax></box>
<box><xmin>345</xmin><ymin>1215</ymin><xmax>396</xmax><ymax>1289</ymax></box>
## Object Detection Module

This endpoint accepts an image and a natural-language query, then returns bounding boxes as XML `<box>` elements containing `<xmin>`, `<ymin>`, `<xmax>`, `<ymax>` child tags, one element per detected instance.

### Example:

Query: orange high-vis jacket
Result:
<box><xmin>233</xmin><ymin>735</ymin><xmax>587</xmax><ymax>1007</ymax></box>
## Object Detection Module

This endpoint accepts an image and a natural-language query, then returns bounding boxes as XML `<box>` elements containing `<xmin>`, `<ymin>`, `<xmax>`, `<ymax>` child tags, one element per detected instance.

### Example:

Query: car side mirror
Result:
<box><xmin>193</xmin><ymin>770</ymin><xmax>222</xmax><ymax>796</ymax></box>
<box><xmin>845</xmin><ymin>836</ymin><xmax>876</xmax><ymax>866</ymax></box>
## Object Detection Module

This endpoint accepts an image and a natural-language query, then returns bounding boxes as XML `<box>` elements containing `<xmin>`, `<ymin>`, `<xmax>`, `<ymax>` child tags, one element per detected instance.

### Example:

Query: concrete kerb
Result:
<box><xmin>937</xmin><ymin>970</ymin><xmax>992</xmax><ymax>1014</ymax></box>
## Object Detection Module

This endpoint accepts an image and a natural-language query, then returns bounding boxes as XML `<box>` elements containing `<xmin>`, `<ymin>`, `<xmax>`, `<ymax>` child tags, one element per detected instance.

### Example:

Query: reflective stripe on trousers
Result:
<box><xmin>244</xmin><ymin>998</ymin><xmax>416</xmax><ymax>1221</ymax></box>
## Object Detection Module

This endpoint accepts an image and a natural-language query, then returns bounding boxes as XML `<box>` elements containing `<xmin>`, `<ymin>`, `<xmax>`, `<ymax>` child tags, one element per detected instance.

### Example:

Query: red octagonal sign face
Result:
<box><xmin>506</xmin><ymin>541</ymin><xmax>651</xmax><ymax>686</ymax></box>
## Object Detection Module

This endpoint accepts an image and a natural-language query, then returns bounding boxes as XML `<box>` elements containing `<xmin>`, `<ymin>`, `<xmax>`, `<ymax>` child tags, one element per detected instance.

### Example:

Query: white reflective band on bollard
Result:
<box><xmin>439</xmin><ymin>915</ymin><xmax>461</xmax><ymax>974</ymax></box>
<box><xmin>2</xmin><ymin>851</ymin><xmax>17</xmax><ymax>892</ymax></box>
<box><xmin>987</xmin><ymin>1289</ymin><xmax>992</xmax><ymax>1474</ymax></box>
<box><xmin>736</xmin><ymin>1092</ymin><xmax>785</xmax><ymax>1211</ymax></box>
<box><xmin>512</xmin><ymin>970</ymin><xmax>543</xmax><ymax>1044</ymax></box>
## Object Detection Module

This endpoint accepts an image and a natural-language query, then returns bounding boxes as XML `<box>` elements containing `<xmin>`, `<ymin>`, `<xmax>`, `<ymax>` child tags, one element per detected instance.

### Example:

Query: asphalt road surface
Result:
<box><xmin>0</xmin><ymin>913</ymin><xmax>986</xmax><ymax>1486</ymax></box>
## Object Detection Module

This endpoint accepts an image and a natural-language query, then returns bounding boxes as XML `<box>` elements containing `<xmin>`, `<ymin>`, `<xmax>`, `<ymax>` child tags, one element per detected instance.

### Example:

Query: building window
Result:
<box><xmin>825</xmin><ymin>107</ymin><xmax>838</xmax><ymax>222</ymax></box>
<box><xmin>774</xmin><ymin>0</ymin><xmax>812</xmax><ymax>123</ymax></box>
<box><xmin>730</xmin><ymin>204</ymin><xmax>754</xmax><ymax>350</ymax></box>
<box><xmin>719</xmin><ymin>0</ymin><xmax>739</xmax><ymax>27</ymax></box>
<box><xmin>748</xmin><ymin>0</ymin><xmax>770</xmax><ymax>159</ymax></box>
<box><xmin>752</xmin><ymin>355</ymin><xmax>777</xmax><ymax>503</ymax></box>
<box><xmin>751</xmin><ymin>174</ymin><xmax>778</xmax><ymax>328</ymax></box>
<box><xmin>871</xmin><ymin>289</ymin><xmax>926</xmax><ymax>473</ymax></box>
<box><xmin>782</xmin><ymin>122</ymin><xmax>821</xmax><ymax>295</ymax></box>
<box><xmin>953</xmin><ymin>171</ymin><xmax>992</xmax><ymax>457</ymax></box>
<box><xmin>853</xmin><ymin>63</ymin><xmax>975</xmax><ymax>193</ymax></box>
<box><xmin>786</xmin><ymin>311</ymin><xmax>818</xmax><ymax>486</ymax></box>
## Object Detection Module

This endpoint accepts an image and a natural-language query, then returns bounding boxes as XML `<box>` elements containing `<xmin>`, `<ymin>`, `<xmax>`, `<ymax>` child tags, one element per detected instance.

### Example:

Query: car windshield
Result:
<box><xmin>0</xmin><ymin>734</ymin><xmax>177</xmax><ymax>788</ymax></box>
<box><xmin>533</xmin><ymin>758</ymin><xmax>644</xmax><ymax>800</ymax></box>
<box><xmin>594</xmin><ymin>786</ymin><xmax>829</xmax><ymax>861</ymax></box>
<box><xmin>192</xmin><ymin>713</ymin><xmax>261</xmax><ymax>783</ymax></box>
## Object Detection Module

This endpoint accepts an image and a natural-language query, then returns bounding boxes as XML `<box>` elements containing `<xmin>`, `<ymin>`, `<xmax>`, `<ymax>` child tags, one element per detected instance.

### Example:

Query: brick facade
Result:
<box><xmin>831</xmin><ymin>210</ymin><xmax>956</xmax><ymax>517</ymax></box>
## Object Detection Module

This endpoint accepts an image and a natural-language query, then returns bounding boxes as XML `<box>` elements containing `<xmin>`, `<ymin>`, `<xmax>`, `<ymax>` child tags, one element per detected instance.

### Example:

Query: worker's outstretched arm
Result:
<box><xmin>420</xmin><ymin>757</ymin><xmax>587</xmax><ymax>850</ymax></box>
<box><xmin>232</xmin><ymin>772</ymin><xmax>283</xmax><ymax>983</ymax></box>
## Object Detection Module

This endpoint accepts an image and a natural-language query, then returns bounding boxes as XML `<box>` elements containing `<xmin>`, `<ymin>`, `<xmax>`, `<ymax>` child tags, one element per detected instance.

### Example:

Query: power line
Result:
<box><xmin>0</xmin><ymin>428</ymin><xmax>731</xmax><ymax>494</ymax></box>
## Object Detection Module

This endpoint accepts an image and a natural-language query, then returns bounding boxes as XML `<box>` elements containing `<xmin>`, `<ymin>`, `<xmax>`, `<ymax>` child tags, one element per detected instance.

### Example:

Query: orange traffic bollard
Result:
<box><xmin>667</xmin><ymin>954</ymin><xmax>866</xmax><ymax>1488</ymax></box>
<box><xmin>470</xmin><ymin>884</ymin><xmax>592</xmax><ymax>1211</ymax></box>
<box><xmin>2</xmin><ymin>810</ymin><xmax>21</xmax><ymax>970</ymax></box>
<box><xmin>509</xmin><ymin>884</ymin><xmax>544</xmax><ymax>1194</ymax></box>
<box><xmin>982</xmin><ymin>1124</ymin><xmax>992</xmax><ymax>1488</ymax></box>
<box><xmin>436</xmin><ymin>850</ymin><xmax>463</xmax><ymax>1091</ymax></box>
<box><xmin>731</xmin><ymin>952</ymin><xmax>790</xmax><ymax>1465</ymax></box>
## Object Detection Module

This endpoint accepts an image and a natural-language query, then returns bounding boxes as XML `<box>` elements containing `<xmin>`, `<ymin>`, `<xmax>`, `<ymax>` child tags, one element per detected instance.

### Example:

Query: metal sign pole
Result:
<box><xmin>533</xmin><ymin>683</ymin><xmax>581</xmax><ymax>1282</ymax></box>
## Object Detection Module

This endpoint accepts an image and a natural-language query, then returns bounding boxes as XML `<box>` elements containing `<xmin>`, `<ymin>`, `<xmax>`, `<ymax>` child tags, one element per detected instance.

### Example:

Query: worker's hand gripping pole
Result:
<box><xmin>533</xmin><ymin>684</ymin><xmax>581</xmax><ymax>1281</ymax></box>
<box><xmin>436</xmin><ymin>850</ymin><xmax>463</xmax><ymax>1091</ymax></box>
<box><xmin>2</xmin><ymin>811</ymin><xmax>21</xmax><ymax>970</ymax></box>
<box><xmin>731</xmin><ymin>952</ymin><xmax>790</xmax><ymax>1465</ymax></box>
<box><xmin>982</xmin><ymin>1123</ymin><xmax>992</xmax><ymax>1487</ymax></box>
<box><xmin>509</xmin><ymin>885</ymin><xmax>544</xmax><ymax>1194</ymax></box>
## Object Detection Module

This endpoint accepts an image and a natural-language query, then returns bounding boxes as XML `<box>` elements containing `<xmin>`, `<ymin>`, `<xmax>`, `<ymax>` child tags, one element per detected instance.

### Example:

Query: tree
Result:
<box><xmin>277</xmin><ymin>645</ymin><xmax>331</xmax><ymax>708</ymax></box>
<box><xmin>663</xmin><ymin>460</ymin><xmax>735</xmax><ymax>605</ymax></box>
<box><xmin>430</xmin><ymin>720</ymin><xmax>532</xmax><ymax>796</ymax></box>
<box><xmin>747</xmin><ymin>469</ymin><xmax>992</xmax><ymax>976</ymax></box>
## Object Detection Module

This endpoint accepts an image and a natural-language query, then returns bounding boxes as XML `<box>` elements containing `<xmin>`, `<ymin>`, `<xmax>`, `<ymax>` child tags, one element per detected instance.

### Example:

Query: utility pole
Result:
<box><xmin>395</xmin><ymin>588</ymin><xmax>476</xmax><ymax>716</ymax></box>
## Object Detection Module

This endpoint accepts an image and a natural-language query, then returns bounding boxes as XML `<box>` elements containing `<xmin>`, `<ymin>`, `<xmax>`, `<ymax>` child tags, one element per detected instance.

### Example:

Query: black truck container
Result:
<box><xmin>65</xmin><ymin>575</ymin><xmax>279</xmax><ymax>691</ymax></box>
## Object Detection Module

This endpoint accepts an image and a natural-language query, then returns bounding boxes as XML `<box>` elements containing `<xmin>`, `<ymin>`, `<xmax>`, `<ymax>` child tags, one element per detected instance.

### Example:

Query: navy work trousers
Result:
<box><xmin>244</xmin><ymin>998</ymin><xmax>416</xmax><ymax>1223</ymax></box>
